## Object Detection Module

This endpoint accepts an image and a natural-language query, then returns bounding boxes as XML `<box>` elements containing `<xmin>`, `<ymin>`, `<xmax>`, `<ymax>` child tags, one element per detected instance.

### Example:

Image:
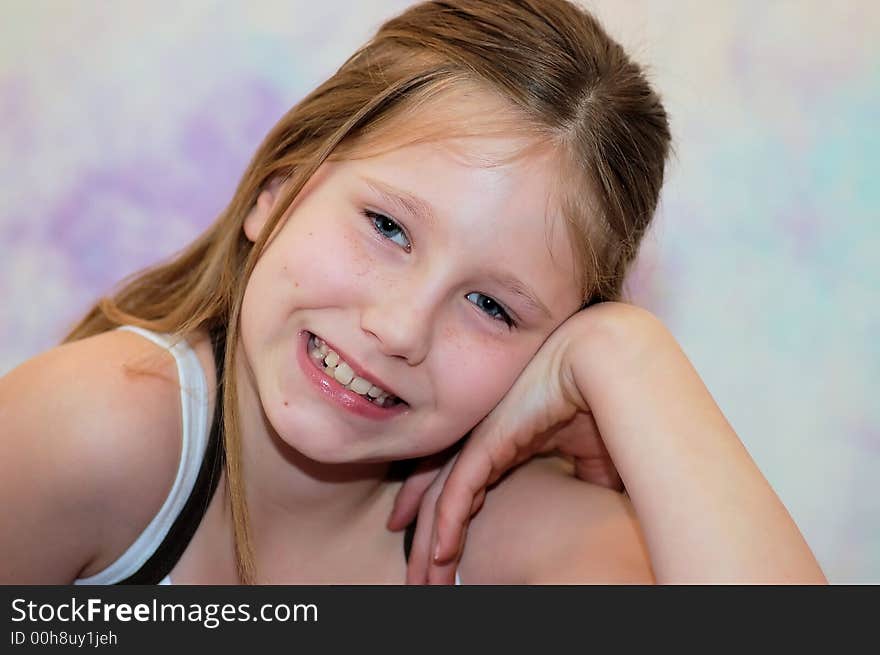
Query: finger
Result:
<box><xmin>431</xmin><ymin>433</ymin><xmax>515</xmax><ymax>564</ymax></box>
<box><xmin>551</xmin><ymin>410</ymin><xmax>604</xmax><ymax>459</ymax></box>
<box><xmin>573</xmin><ymin>456</ymin><xmax>624</xmax><ymax>491</ymax></box>
<box><xmin>427</xmin><ymin>519</ymin><xmax>467</xmax><ymax>585</ymax></box>
<box><xmin>404</xmin><ymin>456</ymin><xmax>458</xmax><ymax>584</ymax></box>
<box><xmin>551</xmin><ymin>411</ymin><xmax>622</xmax><ymax>490</ymax></box>
<box><xmin>405</xmin><ymin>487</ymin><xmax>440</xmax><ymax>585</ymax></box>
<box><xmin>471</xmin><ymin>488</ymin><xmax>486</xmax><ymax>516</ymax></box>
<box><xmin>425</xmin><ymin>487</ymin><xmax>485</xmax><ymax>583</ymax></box>
<box><xmin>388</xmin><ymin>459</ymin><xmax>444</xmax><ymax>531</ymax></box>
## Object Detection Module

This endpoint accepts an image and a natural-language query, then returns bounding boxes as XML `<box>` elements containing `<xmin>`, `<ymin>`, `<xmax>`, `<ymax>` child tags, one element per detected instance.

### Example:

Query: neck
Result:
<box><xmin>231</xmin><ymin>340</ymin><xmax>402</xmax><ymax>556</ymax></box>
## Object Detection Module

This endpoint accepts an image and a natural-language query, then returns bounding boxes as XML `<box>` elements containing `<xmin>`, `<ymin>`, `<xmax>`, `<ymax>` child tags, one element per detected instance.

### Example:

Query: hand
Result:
<box><xmin>389</xmin><ymin>305</ymin><xmax>623</xmax><ymax>584</ymax></box>
<box><xmin>389</xmin><ymin>419</ymin><xmax>621</xmax><ymax>536</ymax></box>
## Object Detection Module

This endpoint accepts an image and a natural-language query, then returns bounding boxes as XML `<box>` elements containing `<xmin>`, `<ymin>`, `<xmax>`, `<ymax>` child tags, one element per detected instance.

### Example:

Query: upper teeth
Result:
<box><xmin>309</xmin><ymin>335</ymin><xmax>397</xmax><ymax>406</ymax></box>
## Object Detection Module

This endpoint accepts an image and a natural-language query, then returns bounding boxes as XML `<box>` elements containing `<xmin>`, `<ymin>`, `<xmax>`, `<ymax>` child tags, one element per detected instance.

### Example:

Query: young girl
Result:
<box><xmin>0</xmin><ymin>0</ymin><xmax>825</xmax><ymax>585</ymax></box>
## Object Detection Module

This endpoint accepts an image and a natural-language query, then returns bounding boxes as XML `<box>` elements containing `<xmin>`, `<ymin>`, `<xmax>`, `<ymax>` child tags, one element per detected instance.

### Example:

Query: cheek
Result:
<box><xmin>283</xmin><ymin>221</ymin><xmax>379</xmax><ymax>301</ymax></box>
<box><xmin>434</xmin><ymin>338</ymin><xmax>529</xmax><ymax>433</ymax></box>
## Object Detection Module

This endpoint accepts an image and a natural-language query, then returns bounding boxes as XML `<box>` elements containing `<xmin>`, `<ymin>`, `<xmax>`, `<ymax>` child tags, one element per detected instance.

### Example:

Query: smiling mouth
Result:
<box><xmin>306</xmin><ymin>333</ymin><xmax>405</xmax><ymax>409</ymax></box>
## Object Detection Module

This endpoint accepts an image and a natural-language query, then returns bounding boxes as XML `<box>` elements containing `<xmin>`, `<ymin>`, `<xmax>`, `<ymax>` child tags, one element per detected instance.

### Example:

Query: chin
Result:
<box><xmin>289</xmin><ymin>440</ymin><xmax>363</xmax><ymax>464</ymax></box>
<box><xmin>261</xmin><ymin>399</ymin><xmax>379</xmax><ymax>464</ymax></box>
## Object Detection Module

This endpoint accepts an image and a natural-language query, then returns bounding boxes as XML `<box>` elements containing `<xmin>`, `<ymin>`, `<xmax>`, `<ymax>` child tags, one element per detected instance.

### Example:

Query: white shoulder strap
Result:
<box><xmin>74</xmin><ymin>326</ymin><xmax>210</xmax><ymax>584</ymax></box>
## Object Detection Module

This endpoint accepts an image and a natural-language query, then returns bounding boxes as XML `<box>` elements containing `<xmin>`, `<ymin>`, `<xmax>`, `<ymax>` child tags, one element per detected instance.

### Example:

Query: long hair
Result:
<box><xmin>64</xmin><ymin>0</ymin><xmax>671</xmax><ymax>583</ymax></box>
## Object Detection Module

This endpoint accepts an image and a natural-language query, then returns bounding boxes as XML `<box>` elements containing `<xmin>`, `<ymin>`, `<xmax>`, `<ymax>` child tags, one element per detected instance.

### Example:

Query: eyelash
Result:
<box><xmin>361</xmin><ymin>209</ymin><xmax>517</xmax><ymax>329</ymax></box>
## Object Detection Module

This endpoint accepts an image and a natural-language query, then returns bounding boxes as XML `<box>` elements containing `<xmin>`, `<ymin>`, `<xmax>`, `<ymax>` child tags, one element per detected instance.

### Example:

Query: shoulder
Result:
<box><xmin>459</xmin><ymin>456</ymin><xmax>655</xmax><ymax>584</ymax></box>
<box><xmin>0</xmin><ymin>328</ymin><xmax>216</xmax><ymax>582</ymax></box>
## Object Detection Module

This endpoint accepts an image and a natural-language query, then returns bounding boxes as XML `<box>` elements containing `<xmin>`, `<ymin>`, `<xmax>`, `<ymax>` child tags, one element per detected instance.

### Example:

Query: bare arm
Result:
<box><xmin>570</xmin><ymin>304</ymin><xmax>826</xmax><ymax>583</ymax></box>
<box><xmin>0</xmin><ymin>332</ymin><xmax>183</xmax><ymax>583</ymax></box>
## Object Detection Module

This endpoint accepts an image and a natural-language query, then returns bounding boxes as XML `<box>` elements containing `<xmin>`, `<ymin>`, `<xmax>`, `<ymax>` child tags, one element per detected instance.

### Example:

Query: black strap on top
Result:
<box><xmin>403</xmin><ymin>521</ymin><xmax>416</xmax><ymax>563</ymax></box>
<box><xmin>117</xmin><ymin>327</ymin><xmax>226</xmax><ymax>584</ymax></box>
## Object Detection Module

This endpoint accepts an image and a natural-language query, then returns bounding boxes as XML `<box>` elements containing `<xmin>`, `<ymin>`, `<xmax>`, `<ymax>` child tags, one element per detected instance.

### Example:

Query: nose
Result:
<box><xmin>360</xmin><ymin>275</ymin><xmax>439</xmax><ymax>366</ymax></box>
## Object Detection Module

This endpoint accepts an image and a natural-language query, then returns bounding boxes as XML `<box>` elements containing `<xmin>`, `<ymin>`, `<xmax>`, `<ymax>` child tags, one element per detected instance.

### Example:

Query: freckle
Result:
<box><xmin>294</xmin><ymin>281</ymin><xmax>299</xmax><ymax>288</ymax></box>
<box><xmin>283</xmin><ymin>401</ymin><xmax>289</xmax><ymax>406</ymax></box>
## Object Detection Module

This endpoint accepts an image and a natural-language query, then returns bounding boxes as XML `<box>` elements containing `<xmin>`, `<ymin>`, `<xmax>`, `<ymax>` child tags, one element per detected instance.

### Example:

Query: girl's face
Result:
<box><xmin>239</xmin><ymin>134</ymin><xmax>582</xmax><ymax>463</ymax></box>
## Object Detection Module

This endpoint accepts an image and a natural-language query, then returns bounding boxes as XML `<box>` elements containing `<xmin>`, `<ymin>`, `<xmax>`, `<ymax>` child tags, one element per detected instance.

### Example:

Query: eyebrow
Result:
<box><xmin>485</xmin><ymin>272</ymin><xmax>553</xmax><ymax>321</ymax></box>
<box><xmin>361</xmin><ymin>175</ymin><xmax>553</xmax><ymax>322</ymax></box>
<box><xmin>362</xmin><ymin>176</ymin><xmax>436</xmax><ymax>227</ymax></box>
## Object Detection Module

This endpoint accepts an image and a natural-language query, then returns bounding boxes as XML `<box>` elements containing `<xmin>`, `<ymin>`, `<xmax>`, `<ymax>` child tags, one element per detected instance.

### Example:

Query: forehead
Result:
<box><xmin>333</xmin><ymin>135</ymin><xmax>582</xmax><ymax>322</ymax></box>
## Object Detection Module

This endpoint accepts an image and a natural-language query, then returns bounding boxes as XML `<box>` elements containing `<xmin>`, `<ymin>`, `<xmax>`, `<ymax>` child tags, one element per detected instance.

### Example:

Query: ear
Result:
<box><xmin>243</xmin><ymin>177</ymin><xmax>285</xmax><ymax>243</ymax></box>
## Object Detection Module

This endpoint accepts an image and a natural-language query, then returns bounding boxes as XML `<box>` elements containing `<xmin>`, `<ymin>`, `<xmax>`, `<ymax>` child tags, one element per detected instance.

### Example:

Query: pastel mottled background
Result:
<box><xmin>1</xmin><ymin>1</ymin><xmax>877</xmax><ymax>582</ymax></box>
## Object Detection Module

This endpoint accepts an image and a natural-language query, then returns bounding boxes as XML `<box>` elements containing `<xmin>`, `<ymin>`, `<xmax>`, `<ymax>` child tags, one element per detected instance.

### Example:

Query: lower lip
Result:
<box><xmin>296</xmin><ymin>330</ymin><xmax>408</xmax><ymax>421</ymax></box>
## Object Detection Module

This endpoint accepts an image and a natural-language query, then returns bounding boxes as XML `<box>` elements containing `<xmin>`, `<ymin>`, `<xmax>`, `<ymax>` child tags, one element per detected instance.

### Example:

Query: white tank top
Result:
<box><xmin>73</xmin><ymin>326</ymin><xmax>210</xmax><ymax>586</ymax></box>
<box><xmin>73</xmin><ymin>325</ymin><xmax>461</xmax><ymax>585</ymax></box>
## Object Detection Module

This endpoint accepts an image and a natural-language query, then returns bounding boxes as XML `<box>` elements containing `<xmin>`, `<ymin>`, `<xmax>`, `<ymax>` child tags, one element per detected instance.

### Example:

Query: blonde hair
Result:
<box><xmin>65</xmin><ymin>0</ymin><xmax>670</xmax><ymax>583</ymax></box>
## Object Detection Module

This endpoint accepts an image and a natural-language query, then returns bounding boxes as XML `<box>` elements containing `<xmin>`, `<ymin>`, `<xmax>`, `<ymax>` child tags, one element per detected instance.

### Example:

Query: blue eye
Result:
<box><xmin>466</xmin><ymin>292</ymin><xmax>515</xmax><ymax>328</ymax></box>
<box><xmin>364</xmin><ymin>209</ymin><xmax>411</xmax><ymax>252</ymax></box>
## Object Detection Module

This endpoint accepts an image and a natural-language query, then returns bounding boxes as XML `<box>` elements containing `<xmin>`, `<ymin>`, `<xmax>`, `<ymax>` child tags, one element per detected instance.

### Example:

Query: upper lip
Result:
<box><xmin>309</xmin><ymin>331</ymin><xmax>407</xmax><ymax>404</ymax></box>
